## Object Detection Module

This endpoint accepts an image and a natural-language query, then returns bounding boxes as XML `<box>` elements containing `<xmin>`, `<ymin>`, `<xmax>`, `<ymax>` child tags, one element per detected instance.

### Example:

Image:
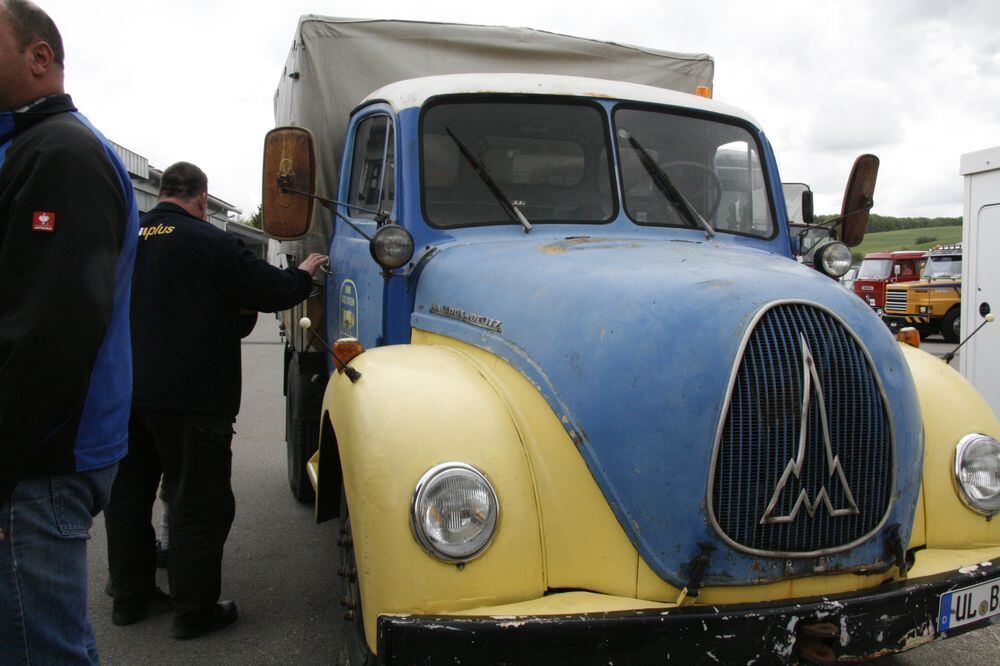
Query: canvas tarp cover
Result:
<box><xmin>273</xmin><ymin>16</ymin><xmax>714</xmax><ymax>255</ymax></box>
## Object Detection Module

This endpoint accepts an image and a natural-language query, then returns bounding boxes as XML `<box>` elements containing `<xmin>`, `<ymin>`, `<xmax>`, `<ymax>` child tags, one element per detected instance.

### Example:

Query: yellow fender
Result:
<box><xmin>322</xmin><ymin>342</ymin><xmax>544</xmax><ymax>651</ymax></box>
<box><xmin>900</xmin><ymin>343</ymin><xmax>1000</xmax><ymax>548</ymax></box>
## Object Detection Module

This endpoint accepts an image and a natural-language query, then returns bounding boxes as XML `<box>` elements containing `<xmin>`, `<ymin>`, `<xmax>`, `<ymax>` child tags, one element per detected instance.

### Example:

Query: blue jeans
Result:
<box><xmin>0</xmin><ymin>464</ymin><xmax>117</xmax><ymax>665</ymax></box>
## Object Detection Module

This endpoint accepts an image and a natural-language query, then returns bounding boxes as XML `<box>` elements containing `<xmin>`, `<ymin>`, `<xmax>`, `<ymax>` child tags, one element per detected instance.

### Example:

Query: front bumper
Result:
<box><xmin>883</xmin><ymin>314</ymin><xmax>930</xmax><ymax>333</ymax></box>
<box><xmin>377</xmin><ymin>559</ymin><xmax>1000</xmax><ymax>664</ymax></box>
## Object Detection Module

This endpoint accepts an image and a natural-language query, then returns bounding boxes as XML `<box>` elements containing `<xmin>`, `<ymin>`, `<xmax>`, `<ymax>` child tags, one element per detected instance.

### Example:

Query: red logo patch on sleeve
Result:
<box><xmin>32</xmin><ymin>211</ymin><xmax>56</xmax><ymax>232</ymax></box>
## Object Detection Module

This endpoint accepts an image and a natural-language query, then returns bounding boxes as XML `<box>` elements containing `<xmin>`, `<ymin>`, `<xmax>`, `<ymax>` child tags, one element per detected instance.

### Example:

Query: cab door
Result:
<box><xmin>328</xmin><ymin>110</ymin><xmax>396</xmax><ymax>350</ymax></box>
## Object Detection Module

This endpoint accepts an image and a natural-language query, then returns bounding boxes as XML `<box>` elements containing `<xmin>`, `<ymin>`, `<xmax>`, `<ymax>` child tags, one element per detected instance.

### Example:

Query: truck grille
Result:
<box><xmin>711</xmin><ymin>303</ymin><xmax>893</xmax><ymax>555</ymax></box>
<box><xmin>884</xmin><ymin>290</ymin><xmax>908</xmax><ymax>313</ymax></box>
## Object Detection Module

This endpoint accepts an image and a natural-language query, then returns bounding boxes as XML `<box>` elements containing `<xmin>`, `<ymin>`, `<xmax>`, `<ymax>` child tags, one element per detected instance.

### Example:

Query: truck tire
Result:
<box><xmin>340</xmin><ymin>489</ymin><xmax>374</xmax><ymax>665</ymax></box>
<box><xmin>286</xmin><ymin>354</ymin><xmax>322</xmax><ymax>503</ymax></box>
<box><xmin>941</xmin><ymin>308</ymin><xmax>961</xmax><ymax>343</ymax></box>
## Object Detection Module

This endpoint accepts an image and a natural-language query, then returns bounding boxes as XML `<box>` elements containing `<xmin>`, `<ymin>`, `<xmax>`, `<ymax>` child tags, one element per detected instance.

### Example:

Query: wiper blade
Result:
<box><xmin>627</xmin><ymin>135</ymin><xmax>715</xmax><ymax>239</ymax></box>
<box><xmin>445</xmin><ymin>127</ymin><xmax>532</xmax><ymax>233</ymax></box>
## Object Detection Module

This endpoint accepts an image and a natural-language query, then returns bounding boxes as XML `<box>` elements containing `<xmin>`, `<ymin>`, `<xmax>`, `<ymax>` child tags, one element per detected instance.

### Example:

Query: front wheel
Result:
<box><xmin>339</xmin><ymin>488</ymin><xmax>375</xmax><ymax>665</ymax></box>
<box><xmin>941</xmin><ymin>308</ymin><xmax>961</xmax><ymax>343</ymax></box>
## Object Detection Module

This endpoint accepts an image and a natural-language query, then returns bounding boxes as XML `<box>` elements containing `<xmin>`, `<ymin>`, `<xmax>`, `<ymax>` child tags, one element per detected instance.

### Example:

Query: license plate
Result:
<box><xmin>938</xmin><ymin>579</ymin><xmax>1000</xmax><ymax>631</ymax></box>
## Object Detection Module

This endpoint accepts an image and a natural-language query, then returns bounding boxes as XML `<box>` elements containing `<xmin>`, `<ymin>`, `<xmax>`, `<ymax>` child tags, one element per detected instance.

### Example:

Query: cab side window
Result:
<box><xmin>348</xmin><ymin>115</ymin><xmax>395</xmax><ymax>219</ymax></box>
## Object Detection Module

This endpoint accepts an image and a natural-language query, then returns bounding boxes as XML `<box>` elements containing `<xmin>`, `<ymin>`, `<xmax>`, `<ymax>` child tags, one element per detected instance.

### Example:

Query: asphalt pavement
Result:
<box><xmin>82</xmin><ymin>320</ymin><xmax>994</xmax><ymax>664</ymax></box>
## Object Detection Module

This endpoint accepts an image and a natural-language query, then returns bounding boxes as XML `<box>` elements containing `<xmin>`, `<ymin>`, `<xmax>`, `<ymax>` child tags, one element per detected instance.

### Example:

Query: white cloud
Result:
<box><xmin>39</xmin><ymin>0</ymin><xmax>1000</xmax><ymax>218</ymax></box>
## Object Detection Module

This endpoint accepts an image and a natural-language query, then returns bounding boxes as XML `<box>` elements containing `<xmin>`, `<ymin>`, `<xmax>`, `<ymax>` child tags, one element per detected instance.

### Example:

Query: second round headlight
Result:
<box><xmin>815</xmin><ymin>241</ymin><xmax>853</xmax><ymax>278</ymax></box>
<box><xmin>411</xmin><ymin>463</ymin><xmax>499</xmax><ymax>562</ymax></box>
<box><xmin>954</xmin><ymin>433</ymin><xmax>1000</xmax><ymax>516</ymax></box>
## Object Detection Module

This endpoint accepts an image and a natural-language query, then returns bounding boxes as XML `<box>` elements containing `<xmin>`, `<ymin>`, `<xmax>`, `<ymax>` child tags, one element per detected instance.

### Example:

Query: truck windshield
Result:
<box><xmin>421</xmin><ymin>99</ymin><xmax>615</xmax><ymax>227</ymax></box>
<box><xmin>923</xmin><ymin>256</ymin><xmax>962</xmax><ymax>279</ymax></box>
<box><xmin>858</xmin><ymin>259</ymin><xmax>891</xmax><ymax>279</ymax></box>
<box><xmin>614</xmin><ymin>107</ymin><xmax>774</xmax><ymax>238</ymax></box>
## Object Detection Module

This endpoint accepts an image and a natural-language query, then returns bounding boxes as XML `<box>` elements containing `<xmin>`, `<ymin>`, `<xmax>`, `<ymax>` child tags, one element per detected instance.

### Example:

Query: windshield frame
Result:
<box><xmin>418</xmin><ymin>94</ymin><xmax>619</xmax><ymax>230</ymax></box>
<box><xmin>612</xmin><ymin>102</ymin><xmax>779</xmax><ymax>241</ymax></box>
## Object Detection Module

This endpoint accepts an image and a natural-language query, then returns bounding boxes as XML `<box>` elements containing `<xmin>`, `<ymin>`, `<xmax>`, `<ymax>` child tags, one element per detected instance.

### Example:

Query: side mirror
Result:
<box><xmin>801</xmin><ymin>189</ymin><xmax>814</xmax><ymax>225</ymax></box>
<box><xmin>839</xmin><ymin>154</ymin><xmax>879</xmax><ymax>247</ymax></box>
<box><xmin>894</xmin><ymin>264</ymin><xmax>901</xmax><ymax>276</ymax></box>
<box><xmin>781</xmin><ymin>182</ymin><xmax>813</xmax><ymax>224</ymax></box>
<box><xmin>262</xmin><ymin>127</ymin><xmax>316</xmax><ymax>240</ymax></box>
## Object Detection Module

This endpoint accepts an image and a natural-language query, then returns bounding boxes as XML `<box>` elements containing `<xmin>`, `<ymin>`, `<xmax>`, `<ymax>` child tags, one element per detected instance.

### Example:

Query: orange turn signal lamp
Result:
<box><xmin>695</xmin><ymin>86</ymin><xmax>712</xmax><ymax>99</ymax></box>
<box><xmin>333</xmin><ymin>338</ymin><xmax>364</xmax><ymax>371</ymax></box>
<box><xmin>896</xmin><ymin>327</ymin><xmax>920</xmax><ymax>349</ymax></box>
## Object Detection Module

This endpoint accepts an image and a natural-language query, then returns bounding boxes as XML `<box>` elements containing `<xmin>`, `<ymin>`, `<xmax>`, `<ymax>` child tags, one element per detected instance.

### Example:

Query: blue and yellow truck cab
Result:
<box><xmin>261</xmin><ymin>18</ymin><xmax>1000</xmax><ymax>665</ymax></box>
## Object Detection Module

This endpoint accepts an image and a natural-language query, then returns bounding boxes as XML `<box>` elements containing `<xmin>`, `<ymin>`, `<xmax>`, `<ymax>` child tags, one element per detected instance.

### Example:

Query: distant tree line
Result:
<box><xmin>815</xmin><ymin>214</ymin><xmax>961</xmax><ymax>233</ymax></box>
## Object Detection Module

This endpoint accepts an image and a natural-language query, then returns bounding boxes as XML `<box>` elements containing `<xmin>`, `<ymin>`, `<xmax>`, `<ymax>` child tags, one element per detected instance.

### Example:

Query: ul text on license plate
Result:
<box><xmin>938</xmin><ymin>579</ymin><xmax>1000</xmax><ymax>631</ymax></box>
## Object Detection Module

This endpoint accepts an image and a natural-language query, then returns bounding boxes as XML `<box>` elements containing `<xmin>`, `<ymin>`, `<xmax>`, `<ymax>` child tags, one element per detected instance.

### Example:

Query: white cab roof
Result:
<box><xmin>361</xmin><ymin>73</ymin><xmax>760</xmax><ymax>128</ymax></box>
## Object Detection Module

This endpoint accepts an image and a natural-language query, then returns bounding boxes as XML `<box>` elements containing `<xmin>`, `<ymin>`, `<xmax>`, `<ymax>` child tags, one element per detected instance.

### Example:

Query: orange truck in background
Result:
<box><xmin>852</xmin><ymin>250</ymin><xmax>926</xmax><ymax>313</ymax></box>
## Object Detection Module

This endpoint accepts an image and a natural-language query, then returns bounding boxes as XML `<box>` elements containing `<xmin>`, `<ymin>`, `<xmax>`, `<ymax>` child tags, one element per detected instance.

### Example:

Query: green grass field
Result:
<box><xmin>851</xmin><ymin>225</ymin><xmax>963</xmax><ymax>262</ymax></box>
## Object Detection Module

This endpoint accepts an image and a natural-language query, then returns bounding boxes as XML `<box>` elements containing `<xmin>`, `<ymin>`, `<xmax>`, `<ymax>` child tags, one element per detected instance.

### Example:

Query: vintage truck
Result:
<box><xmin>262</xmin><ymin>17</ymin><xmax>1000</xmax><ymax>664</ymax></box>
<box><xmin>852</xmin><ymin>250</ymin><xmax>927</xmax><ymax>314</ymax></box>
<box><xmin>883</xmin><ymin>244</ymin><xmax>963</xmax><ymax>342</ymax></box>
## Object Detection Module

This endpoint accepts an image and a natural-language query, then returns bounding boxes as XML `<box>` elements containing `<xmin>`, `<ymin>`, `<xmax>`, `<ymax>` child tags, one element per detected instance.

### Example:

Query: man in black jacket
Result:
<box><xmin>0</xmin><ymin>1</ymin><xmax>139</xmax><ymax>662</ymax></box>
<box><xmin>104</xmin><ymin>161</ymin><xmax>327</xmax><ymax>639</ymax></box>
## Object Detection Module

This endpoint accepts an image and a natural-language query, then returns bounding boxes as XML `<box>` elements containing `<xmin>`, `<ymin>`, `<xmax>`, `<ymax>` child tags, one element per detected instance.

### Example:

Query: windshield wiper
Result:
<box><xmin>445</xmin><ymin>127</ymin><xmax>532</xmax><ymax>233</ymax></box>
<box><xmin>627</xmin><ymin>134</ymin><xmax>715</xmax><ymax>239</ymax></box>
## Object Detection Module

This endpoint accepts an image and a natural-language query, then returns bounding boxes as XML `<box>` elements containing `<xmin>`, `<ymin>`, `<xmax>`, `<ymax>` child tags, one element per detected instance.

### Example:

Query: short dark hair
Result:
<box><xmin>2</xmin><ymin>0</ymin><xmax>64</xmax><ymax>67</ymax></box>
<box><xmin>159</xmin><ymin>162</ymin><xmax>208</xmax><ymax>200</ymax></box>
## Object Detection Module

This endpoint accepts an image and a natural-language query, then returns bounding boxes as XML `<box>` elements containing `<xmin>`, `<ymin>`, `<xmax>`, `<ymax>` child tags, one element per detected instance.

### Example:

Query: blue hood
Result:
<box><xmin>411</xmin><ymin>236</ymin><xmax>922</xmax><ymax>587</ymax></box>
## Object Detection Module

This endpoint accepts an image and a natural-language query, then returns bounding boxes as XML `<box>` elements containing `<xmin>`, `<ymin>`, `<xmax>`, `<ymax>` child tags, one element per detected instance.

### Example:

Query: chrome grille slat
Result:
<box><xmin>885</xmin><ymin>291</ymin><xmax>908</xmax><ymax>313</ymax></box>
<box><xmin>712</xmin><ymin>304</ymin><xmax>893</xmax><ymax>554</ymax></box>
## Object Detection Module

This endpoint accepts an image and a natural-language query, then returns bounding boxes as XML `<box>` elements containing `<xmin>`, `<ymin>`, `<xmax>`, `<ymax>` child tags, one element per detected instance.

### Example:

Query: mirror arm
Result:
<box><xmin>804</xmin><ymin>202</ymin><xmax>874</xmax><ymax>234</ymax></box>
<box><xmin>792</xmin><ymin>199</ymin><xmax>872</xmax><ymax>258</ymax></box>
<box><xmin>277</xmin><ymin>181</ymin><xmax>375</xmax><ymax>242</ymax></box>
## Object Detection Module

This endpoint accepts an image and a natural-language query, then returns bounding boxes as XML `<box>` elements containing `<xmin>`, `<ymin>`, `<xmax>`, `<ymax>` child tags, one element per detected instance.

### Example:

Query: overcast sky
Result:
<box><xmin>41</xmin><ymin>0</ymin><xmax>1000</xmax><ymax>219</ymax></box>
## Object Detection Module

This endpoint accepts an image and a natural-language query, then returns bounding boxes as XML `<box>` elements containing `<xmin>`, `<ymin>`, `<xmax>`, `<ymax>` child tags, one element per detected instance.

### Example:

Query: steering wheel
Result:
<box><xmin>659</xmin><ymin>161</ymin><xmax>724</xmax><ymax>221</ymax></box>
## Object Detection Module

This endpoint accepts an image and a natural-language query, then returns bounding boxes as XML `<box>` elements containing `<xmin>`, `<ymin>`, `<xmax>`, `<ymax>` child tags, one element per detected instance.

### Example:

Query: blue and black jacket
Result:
<box><xmin>0</xmin><ymin>94</ymin><xmax>139</xmax><ymax>503</ymax></box>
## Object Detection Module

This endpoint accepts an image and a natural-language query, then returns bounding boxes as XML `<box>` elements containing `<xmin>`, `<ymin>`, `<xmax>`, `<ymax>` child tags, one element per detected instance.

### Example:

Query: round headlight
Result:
<box><xmin>954</xmin><ymin>434</ymin><xmax>1000</xmax><ymax>515</ymax></box>
<box><xmin>411</xmin><ymin>463</ymin><xmax>499</xmax><ymax>562</ymax></box>
<box><xmin>815</xmin><ymin>241</ymin><xmax>853</xmax><ymax>278</ymax></box>
<box><xmin>369</xmin><ymin>224</ymin><xmax>414</xmax><ymax>271</ymax></box>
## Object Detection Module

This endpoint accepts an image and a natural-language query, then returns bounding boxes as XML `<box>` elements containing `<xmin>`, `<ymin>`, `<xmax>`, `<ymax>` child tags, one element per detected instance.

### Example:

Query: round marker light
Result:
<box><xmin>411</xmin><ymin>463</ymin><xmax>499</xmax><ymax>562</ymax></box>
<box><xmin>369</xmin><ymin>224</ymin><xmax>414</xmax><ymax>271</ymax></box>
<box><xmin>954</xmin><ymin>434</ymin><xmax>1000</xmax><ymax>516</ymax></box>
<box><xmin>815</xmin><ymin>241</ymin><xmax>853</xmax><ymax>278</ymax></box>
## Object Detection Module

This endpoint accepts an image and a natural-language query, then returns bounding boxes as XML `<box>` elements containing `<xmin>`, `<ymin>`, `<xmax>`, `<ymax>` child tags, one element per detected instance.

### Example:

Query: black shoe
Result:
<box><xmin>112</xmin><ymin>588</ymin><xmax>173</xmax><ymax>626</ymax></box>
<box><xmin>171</xmin><ymin>600</ymin><xmax>238</xmax><ymax>640</ymax></box>
<box><xmin>155</xmin><ymin>540</ymin><xmax>169</xmax><ymax>569</ymax></box>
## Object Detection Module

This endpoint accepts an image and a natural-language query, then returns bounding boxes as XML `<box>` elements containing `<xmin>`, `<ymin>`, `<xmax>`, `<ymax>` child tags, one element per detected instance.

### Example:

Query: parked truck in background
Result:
<box><xmin>262</xmin><ymin>17</ymin><xmax>1000</xmax><ymax>663</ymax></box>
<box><xmin>883</xmin><ymin>244</ymin><xmax>963</xmax><ymax>342</ymax></box>
<box><xmin>852</xmin><ymin>249</ymin><xmax>926</xmax><ymax>313</ymax></box>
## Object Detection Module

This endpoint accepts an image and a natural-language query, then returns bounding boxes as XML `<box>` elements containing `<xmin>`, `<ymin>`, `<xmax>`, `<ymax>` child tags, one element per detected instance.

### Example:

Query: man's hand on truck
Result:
<box><xmin>297</xmin><ymin>253</ymin><xmax>330</xmax><ymax>276</ymax></box>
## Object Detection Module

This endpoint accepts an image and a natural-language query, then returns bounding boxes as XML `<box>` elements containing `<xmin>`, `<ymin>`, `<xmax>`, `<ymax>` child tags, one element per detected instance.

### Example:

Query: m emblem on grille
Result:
<box><xmin>759</xmin><ymin>334</ymin><xmax>861</xmax><ymax>525</ymax></box>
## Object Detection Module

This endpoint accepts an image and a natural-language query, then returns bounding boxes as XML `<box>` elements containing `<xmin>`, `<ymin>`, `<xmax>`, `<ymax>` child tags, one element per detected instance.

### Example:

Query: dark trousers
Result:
<box><xmin>105</xmin><ymin>409</ymin><xmax>235</xmax><ymax>620</ymax></box>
